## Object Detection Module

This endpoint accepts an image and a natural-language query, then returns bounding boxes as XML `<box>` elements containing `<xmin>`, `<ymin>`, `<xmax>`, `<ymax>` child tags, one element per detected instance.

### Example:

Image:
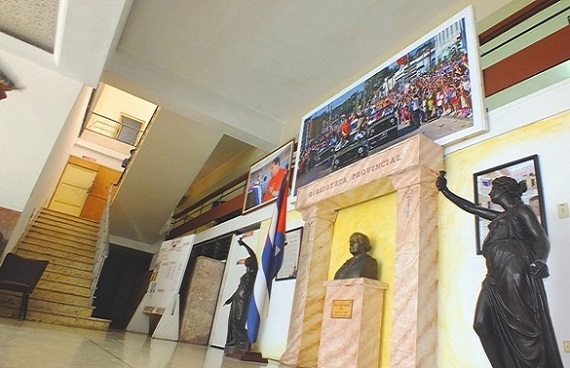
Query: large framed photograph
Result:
<box><xmin>276</xmin><ymin>227</ymin><xmax>303</xmax><ymax>281</ymax></box>
<box><xmin>473</xmin><ymin>155</ymin><xmax>546</xmax><ymax>255</ymax></box>
<box><xmin>293</xmin><ymin>6</ymin><xmax>486</xmax><ymax>194</ymax></box>
<box><xmin>243</xmin><ymin>140</ymin><xmax>294</xmax><ymax>214</ymax></box>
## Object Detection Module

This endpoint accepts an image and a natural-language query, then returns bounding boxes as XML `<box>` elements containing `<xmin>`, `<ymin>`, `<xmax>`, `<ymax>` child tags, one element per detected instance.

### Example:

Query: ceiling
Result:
<box><xmin>1</xmin><ymin>0</ymin><xmax>522</xmax><ymax>244</ymax></box>
<box><xmin>105</xmin><ymin>0</ymin><xmax>518</xmax><ymax>150</ymax></box>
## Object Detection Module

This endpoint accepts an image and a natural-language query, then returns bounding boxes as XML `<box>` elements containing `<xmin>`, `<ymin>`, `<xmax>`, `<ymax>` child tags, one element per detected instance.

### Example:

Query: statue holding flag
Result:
<box><xmin>224</xmin><ymin>238</ymin><xmax>257</xmax><ymax>355</ymax></box>
<box><xmin>225</xmin><ymin>171</ymin><xmax>289</xmax><ymax>363</ymax></box>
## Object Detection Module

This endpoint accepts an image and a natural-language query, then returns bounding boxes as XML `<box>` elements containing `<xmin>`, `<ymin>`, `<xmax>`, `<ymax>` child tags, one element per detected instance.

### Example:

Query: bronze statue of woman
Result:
<box><xmin>224</xmin><ymin>238</ymin><xmax>257</xmax><ymax>354</ymax></box>
<box><xmin>436</xmin><ymin>171</ymin><xmax>563</xmax><ymax>368</ymax></box>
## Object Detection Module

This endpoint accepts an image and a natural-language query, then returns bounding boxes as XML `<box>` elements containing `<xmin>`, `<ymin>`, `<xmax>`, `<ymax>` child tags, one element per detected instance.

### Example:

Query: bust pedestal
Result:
<box><xmin>318</xmin><ymin>278</ymin><xmax>388</xmax><ymax>368</ymax></box>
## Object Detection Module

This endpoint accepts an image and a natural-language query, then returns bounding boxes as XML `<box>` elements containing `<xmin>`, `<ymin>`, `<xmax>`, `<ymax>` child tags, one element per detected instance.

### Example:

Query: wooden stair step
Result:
<box><xmin>0</xmin><ymin>306</ymin><xmax>110</xmax><ymax>330</ymax></box>
<box><xmin>17</xmin><ymin>249</ymin><xmax>94</xmax><ymax>272</ymax></box>
<box><xmin>38</xmin><ymin>279</ymin><xmax>92</xmax><ymax>298</ymax></box>
<box><xmin>31</xmin><ymin>287</ymin><xmax>92</xmax><ymax>306</ymax></box>
<box><xmin>0</xmin><ymin>291</ymin><xmax>94</xmax><ymax>317</ymax></box>
<box><xmin>28</xmin><ymin>224</ymin><xmax>98</xmax><ymax>243</ymax></box>
<box><xmin>42</xmin><ymin>270</ymin><xmax>91</xmax><ymax>287</ymax></box>
<box><xmin>45</xmin><ymin>263</ymin><xmax>93</xmax><ymax>279</ymax></box>
<box><xmin>37</xmin><ymin>213</ymin><xmax>99</xmax><ymax>231</ymax></box>
<box><xmin>39</xmin><ymin>209</ymin><xmax>100</xmax><ymax>227</ymax></box>
<box><xmin>25</xmin><ymin>232</ymin><xmax>96</xmax><ymax>252</ymax></box>
<box><xmin>20</xmin><ymin>242</ymin><xmax>94</xmax><ymax>264</ymax></box>
<box><xmin>35</xmin><ymin>217</ymin><xmax>99</xmax><ymax>236</ymax></box>
<box><xmin>27</xmin><ymin>310</ymin><xmax>110</xmax><ymax>330</ymax></box>
<box><xmin>20</xmin><ymin>238</ymin><xmax>95</xmax><ymax>258</ymax></box>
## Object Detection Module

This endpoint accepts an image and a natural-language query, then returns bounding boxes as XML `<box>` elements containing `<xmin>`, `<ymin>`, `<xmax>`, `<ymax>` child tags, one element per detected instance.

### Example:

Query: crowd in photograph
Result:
<box><xmin>383</xmin><ymin>52</ymin><xmax>473</xmax><ymax>127</ymax></box>
<box><xmin>297</xmin><ymin>51</ymin><xmax>473</xmax><ymax>177</ymax></box>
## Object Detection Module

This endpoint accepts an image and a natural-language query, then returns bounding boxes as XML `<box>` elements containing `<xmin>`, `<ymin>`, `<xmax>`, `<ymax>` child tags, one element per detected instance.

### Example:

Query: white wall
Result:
<box><xmin>0</xmin><ymin>49</ymin><xmax>92</xmax><ymax>255</ymax></box>
<box><xmin>438</xmin><ymin>79</ymin><xmax>570</xmax><ymax>367</ymax></box>
<box><xmin>0</xmin><ymin>49</ymin><xmax>83</xmax><ymax>211</ymax></box>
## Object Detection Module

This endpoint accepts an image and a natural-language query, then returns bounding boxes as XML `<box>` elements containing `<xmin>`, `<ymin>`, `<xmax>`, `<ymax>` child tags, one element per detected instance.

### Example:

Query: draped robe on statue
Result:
<box><xmin>479</xmin><ymin>203</ymin><xmax>563</xmax><ymax>368</ymax></box>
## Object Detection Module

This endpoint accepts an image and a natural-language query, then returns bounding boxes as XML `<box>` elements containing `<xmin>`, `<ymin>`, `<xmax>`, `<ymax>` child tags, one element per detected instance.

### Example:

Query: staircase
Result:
<box><xmin>0</xmin><ymin>208</ymin><xmax>111</xmax><ymax>330</ymax></box>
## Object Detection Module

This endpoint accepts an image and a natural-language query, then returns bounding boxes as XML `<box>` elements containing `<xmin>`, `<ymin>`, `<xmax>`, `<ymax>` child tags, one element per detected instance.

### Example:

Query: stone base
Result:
<box><xmin>318</xmin><ymin>278</ymin><xmax>387</xmax><ymax>368</ymax></box>
<box><xmin>179</xmin><ymin>256</ymin><xmax>225</xmax><ymax>344</ymax></box>
<box><xmin>224</xmin><ymin>346</ymin><xmax>268</xmax><ymax>364</ymax></box>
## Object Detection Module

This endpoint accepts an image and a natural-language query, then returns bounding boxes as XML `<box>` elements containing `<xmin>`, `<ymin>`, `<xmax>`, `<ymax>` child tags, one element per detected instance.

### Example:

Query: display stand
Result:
<box><xmin>318</xmin><ymin>278</ymin><xmax>388</xmax><ymax>368</ymax></box>
<box><xmin>127</xmin><ymin>235</ymin><xmax>194</xmax><ymax>341</ymax></box>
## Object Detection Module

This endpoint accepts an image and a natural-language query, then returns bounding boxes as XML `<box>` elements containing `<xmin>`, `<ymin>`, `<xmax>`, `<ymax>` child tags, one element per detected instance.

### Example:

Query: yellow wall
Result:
<box><xmin>328</xmin><ymin>193</ymin><xmax>397</xmax><ymax>368</ymax></box>
<box><xmin>438</xmin><ymin>110</ymin><xmax>570</xmax><ymax>367</ymax></box>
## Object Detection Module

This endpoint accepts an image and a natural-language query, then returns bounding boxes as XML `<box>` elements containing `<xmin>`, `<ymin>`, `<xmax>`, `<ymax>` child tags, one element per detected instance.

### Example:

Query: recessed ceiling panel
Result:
<box><xmin>0</xmin><ymin>0</ymin><xmax>58</xmax><ymax>53</ymax></box>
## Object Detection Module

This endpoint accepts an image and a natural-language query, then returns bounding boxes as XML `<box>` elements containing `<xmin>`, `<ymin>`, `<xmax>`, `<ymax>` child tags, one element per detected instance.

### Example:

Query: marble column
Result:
<box><xmin>389</xmin><ymin>167</ymin><xmax>439</xmax><ymax>368</ymax></box>
<box><xmin>280</xmin><ymin>206</ymin><xmax>337</xmax><ymax>367</ymax></box>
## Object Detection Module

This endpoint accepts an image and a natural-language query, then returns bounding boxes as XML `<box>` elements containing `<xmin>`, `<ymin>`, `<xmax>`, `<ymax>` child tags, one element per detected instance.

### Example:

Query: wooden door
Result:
<box><xmin>49</xmin><ymin>164</ymin><xmax>97</xmax><ymax>216</ymax></box>
<box><xmin>80</xmin><ymin>165</ymin><xmax>121</xmax><ymax>221</ymax></box>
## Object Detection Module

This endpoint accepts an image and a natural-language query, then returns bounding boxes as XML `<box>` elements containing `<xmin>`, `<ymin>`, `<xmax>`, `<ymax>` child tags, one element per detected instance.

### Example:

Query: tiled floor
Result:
<box><xmin>0</xmin><ymin>317</ymin><xmax>288</xmax><ymax>368</ymax></box>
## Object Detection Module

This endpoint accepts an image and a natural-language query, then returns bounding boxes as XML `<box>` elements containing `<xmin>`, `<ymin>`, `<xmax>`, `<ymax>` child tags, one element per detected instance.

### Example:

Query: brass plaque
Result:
<box><xmin>331</xmin><ymin>299</ymin><xmax>353</xmax><ymax>318</ymax></box>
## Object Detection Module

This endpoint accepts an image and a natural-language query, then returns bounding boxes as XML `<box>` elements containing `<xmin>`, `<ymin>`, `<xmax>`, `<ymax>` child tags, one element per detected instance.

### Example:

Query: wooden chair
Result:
<box><xmin>0</xmin><ymin>253</ymin><xmax>48</xmax><ymax>320</ymax></box>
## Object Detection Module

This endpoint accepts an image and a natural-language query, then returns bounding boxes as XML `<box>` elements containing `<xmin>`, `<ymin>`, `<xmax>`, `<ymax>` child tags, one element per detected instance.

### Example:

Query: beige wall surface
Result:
<box><xmin>438</xmin><ymin>106</ymin><xmax>570</xmax><ymax>367</ymax></box>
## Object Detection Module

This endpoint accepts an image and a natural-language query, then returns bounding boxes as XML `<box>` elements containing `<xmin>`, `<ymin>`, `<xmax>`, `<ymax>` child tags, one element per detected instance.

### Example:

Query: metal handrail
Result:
<box><xmin>85</xmin><ymin>112</ymin><xmax>144</xmax><ymax>146</ymax></box>
<box><xmin>170</xmin><ymin>173</ymin><xmax>248</xmax><ymax>231</ymax></box>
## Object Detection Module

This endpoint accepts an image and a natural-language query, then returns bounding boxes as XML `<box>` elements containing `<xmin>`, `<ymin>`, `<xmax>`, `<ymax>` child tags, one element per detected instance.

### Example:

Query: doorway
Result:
<box><xmin>49</xmin><ymin>156</ymin><xmax>122</xmax><ymax>220</ymax></box>
<box><xmin>49</xmin><ymin>163</ymin><xmax>97</xmax><ymax>216</ymax></box>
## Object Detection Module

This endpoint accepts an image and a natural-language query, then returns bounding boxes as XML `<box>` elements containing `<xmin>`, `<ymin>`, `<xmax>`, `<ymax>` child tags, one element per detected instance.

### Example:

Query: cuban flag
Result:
<box><xmin>246</xmin><ymin>172</ymin><xmax>288</xmax><ymax>343</ymax></box>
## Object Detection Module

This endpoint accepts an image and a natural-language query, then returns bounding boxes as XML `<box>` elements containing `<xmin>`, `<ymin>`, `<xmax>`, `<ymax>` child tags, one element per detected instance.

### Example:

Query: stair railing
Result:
<box><xmin>90</xmin><ymin>185</ymin><xmax>112</xmax><ymax>301</ymax></box>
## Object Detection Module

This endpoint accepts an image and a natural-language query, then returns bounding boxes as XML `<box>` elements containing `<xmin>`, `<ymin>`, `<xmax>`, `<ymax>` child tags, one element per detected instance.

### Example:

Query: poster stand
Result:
<box><xmin>127</xmin><ymin>235</ymin><xmax>195</xmax><ymax>341</ymax></box>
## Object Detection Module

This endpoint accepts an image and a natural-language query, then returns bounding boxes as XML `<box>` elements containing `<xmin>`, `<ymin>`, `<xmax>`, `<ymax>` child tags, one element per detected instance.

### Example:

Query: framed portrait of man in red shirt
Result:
<box><xmin>243</xmin><ymin>139</ymin><xmax>294</xmax><ymax>214</ymax></box>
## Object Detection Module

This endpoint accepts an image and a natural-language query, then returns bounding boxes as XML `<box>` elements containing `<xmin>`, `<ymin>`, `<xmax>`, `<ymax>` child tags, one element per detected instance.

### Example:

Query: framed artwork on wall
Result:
<box><xmin>292</xmin><ymin>6</ymin><xmax>487</xmax><ymax>195</ymax></box>
<box><xmin>243</xmin><ymin>140</ymin><xmax>294</xmax><ymax>214</ymax></box>
<box><xmin>473</xmin><ymin>155</ymin><xmax>546</xmax><ymax>255</ymax></box>
<box><xmin>276</xmin><ymin>227</ymin><xmax>303</xmax><ymax>281</ymax></box>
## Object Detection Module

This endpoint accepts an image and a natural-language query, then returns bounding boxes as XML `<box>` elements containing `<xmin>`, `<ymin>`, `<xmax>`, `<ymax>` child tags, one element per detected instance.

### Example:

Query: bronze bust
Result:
<box><xmin>334</xmin><ymin>232</ymin><xmax>379</xmax><ymax>280</ymax></box>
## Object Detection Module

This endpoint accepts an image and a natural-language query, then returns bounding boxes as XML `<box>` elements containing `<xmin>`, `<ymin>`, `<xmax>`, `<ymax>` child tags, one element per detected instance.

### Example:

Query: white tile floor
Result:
<box><xmin>0</xmin><ymin>318</ymin><xmax>288</xmax><ymax>368</ymax></box>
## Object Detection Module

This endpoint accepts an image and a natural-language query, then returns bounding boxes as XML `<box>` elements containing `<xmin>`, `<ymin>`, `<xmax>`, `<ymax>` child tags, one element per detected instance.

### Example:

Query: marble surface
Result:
<box><xmin>179</xmin><ymin>256</ymin><xmax>225</xmax><ymax>345</ymax></box>
<box><xmin>319</xmin><ymin>278</ymin><xmax>388</xmax><ymax>368</ymax></box>
<box><xmin>282</xmin><ymin>135</ymin><xmax>442</xmax><ymax>367</ymax></box>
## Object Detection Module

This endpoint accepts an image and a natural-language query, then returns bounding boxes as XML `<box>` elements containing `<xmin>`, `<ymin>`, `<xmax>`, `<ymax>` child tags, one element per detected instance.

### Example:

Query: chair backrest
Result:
<box><xmin>0</xmin><ymin>253</ymin><xmax>49</xmax><ymax>292</ymax></box>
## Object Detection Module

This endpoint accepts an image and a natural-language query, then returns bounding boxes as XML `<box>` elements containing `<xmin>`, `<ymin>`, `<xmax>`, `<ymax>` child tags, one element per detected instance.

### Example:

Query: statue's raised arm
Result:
<box><xmin>436</xmin><ymin>171</ymin><xmax>499</xmax><ymax>221</ymax></box>
<box><xmin>238</xmin><ymin>238</ymin><xmax>257</xmax><ymax>259</ymax></box>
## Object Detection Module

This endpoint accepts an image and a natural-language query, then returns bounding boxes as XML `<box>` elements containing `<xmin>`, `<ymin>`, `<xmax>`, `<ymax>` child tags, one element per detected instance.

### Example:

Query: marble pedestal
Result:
<box><xmin>318</xmin><ymin>278</ymin><xmax>388</xmax><ymax>368</ymax></box>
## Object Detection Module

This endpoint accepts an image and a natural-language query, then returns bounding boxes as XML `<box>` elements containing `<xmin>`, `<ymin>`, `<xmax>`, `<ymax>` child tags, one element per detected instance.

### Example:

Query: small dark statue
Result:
<box><xmin>436</xmin><ymin>171</ymin><xmax>563</xmax><ymax>368</ymax></box>
<box><xmin>334</xmin><ymin>232</ymin><xmax>379</xmax><ymax>280</ymax></box>
<box><xmin>224</xmin><ymin>238</ymin><xmax>257</xmax><ymax>355</ymax></box>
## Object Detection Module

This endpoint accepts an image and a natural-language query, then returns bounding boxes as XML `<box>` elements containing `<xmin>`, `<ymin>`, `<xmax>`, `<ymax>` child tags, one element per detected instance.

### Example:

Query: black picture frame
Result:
<box><xmin>473</xmin><ymin>155</ymin><xmax>546</xmax><ymax>255</ymax></box>
<box><xmin>276</xmin><ymin>227</ymin><xmax>303</xmax><ymax>281</ymax></box>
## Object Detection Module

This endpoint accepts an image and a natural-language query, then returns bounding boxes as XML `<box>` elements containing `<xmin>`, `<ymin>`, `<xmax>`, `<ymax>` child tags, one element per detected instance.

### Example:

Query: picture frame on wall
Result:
<box><xmin>293</xmin><ymin>6</ymin><xmax>487</xmax><ymax>195</ymax></box>
<box><xmin>242</xmin><ymin>140</ymin><xmax>294</xmax><ymax>214</ymax></box>
<box><xmin>276</xmin><ymin>227</ymin><xmax>303</xmax><ymax>281</ymax></box>
<box><xmin>473</xmin><ymin>155</ymin><xmax>547</xmax><ymax>255</ymax></box>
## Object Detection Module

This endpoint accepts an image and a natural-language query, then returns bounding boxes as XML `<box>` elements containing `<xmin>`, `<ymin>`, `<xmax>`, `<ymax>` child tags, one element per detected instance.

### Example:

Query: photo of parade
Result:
<box><xmin>294</xmin><ymin>15</ymin><xmax>483</xmax><ymax>192</ymax></box>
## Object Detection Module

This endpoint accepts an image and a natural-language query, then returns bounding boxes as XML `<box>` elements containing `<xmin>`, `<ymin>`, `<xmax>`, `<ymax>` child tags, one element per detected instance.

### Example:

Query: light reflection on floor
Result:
<box><xmin>0</xmin><ymin>317</ymin><xmax>288</xmax><ymax>368</ymax></box>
